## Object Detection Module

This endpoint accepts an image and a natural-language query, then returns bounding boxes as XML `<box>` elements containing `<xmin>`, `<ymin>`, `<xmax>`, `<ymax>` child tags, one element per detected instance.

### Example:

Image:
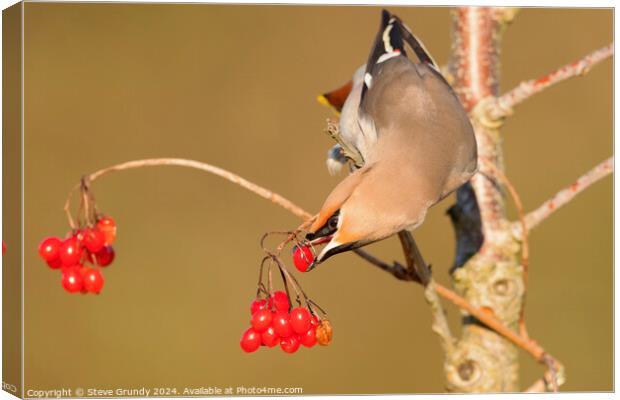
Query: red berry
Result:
<box><xmin>62</xmin><ymin>265</ymin><xmax>82</xmax><ymax>278</ymax></box>
<box><xmin>59</xmin><ymin>237</ymin><xmax>82</xmax><ymax>267</ymax></box>
<box><xmin>250</xmin><ymin>299</ymin><xmax>267</xmax><ymax>315</ymax></box>
<box><xmin>251</xmin><ymin>309</ymin><xmax>272</xmax><ymax>333</ymax></box>
<box><xmin>61</xmin><ymin>269</ymin><xmax>83</xmax><ymax>293</ymax></box>
<box><xmin>83</xmin><ymin>228</ymin><xmax>105</xmax><ymax>253</ymax></box>
<box><xmin>261</xmin><ymin>326</ymin><xmax>279</xmax><ymax>348</ymax></box>
<box><xmin>96</xmin><ymin>216</ymin><xmax>117</xmax><ymax>245</ymax></box>
<box><xmin>269</xmin><ymin>291</ymin><xmax>289</xmax><ymax>312</ymax></box>
<box><xmin>2</xmin><ymin>240</ymin><xmax>5</xmax><ymax>255</ymax></box>
<box><xmin>47</xmin><ymin>258</ymin><xmax>63</xmax><ymax>269</ymax></box>
<box><xmin>93</xmin><ymin>245</ymin><xmax>115</xmax><ymax>267</ymax></box>
<box><xmin>280</xmin><ymin>335</ymin><xmax>300</xmax><ymax>353</ymax></box>
<box><xmin>300</xmin><ymin>327</ymin><xmax>317</xmax><ymax>347</ymax></box>
<box><xmin>82</xmin><ymin>268</ymin><xmax>104</xmax><ymax>294</ymax></box>
<box><xmin>290</xmin><ymin>307</ymin><xmax>312</xmax><ymax>334</ymax></box>
<box><xmin>38</xmin><ymin>237</ymin><xmax>62</xmax><ymax>262</ymax></box>
<box><xmin>240</xmin><ymin>328</ymin><xmax>261</xmax><ymax>353</ymax></box>
<box><xmin>310</xmin><ymin>315</ymin><xmax>319</xmax><ymax>327</ymax></box>
<box><xmin>293</xmin><ymin>245</ymin><xmax>314</xmax><ymax>272</ymax></box>
<box><xmin>272</xmin><ymin>312</ymin><xmax>293</xmax><ymax>338</ymax></box>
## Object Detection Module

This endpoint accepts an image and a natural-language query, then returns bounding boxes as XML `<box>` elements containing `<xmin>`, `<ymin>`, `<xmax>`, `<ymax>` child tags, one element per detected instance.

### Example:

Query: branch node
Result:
<box><xmin>472</xmin><ymin>97</ymin><xmax>510</xmax><ymax>130</ymax></box>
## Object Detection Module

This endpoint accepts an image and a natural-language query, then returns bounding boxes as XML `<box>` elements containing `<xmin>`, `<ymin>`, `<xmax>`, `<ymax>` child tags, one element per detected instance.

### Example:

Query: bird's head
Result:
<box><xmin>304</xmin><ymin>165</ymin><xmax>414</xmax><ymax>270</ymax></box>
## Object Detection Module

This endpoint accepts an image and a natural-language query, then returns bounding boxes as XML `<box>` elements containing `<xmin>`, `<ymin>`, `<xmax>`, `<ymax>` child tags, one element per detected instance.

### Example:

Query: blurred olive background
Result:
<box><xmin>22</xmin><ymin>4</ymin><xmax>612</xmax><ymax>394</ymax></box>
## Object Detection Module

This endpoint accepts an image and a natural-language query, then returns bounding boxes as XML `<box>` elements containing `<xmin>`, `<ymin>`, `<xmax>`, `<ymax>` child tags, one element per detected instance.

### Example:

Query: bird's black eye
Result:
<box><xmin>327</xmin><ymin>214</ymin><xmax>339</xmax><ymax>231</ymax></box>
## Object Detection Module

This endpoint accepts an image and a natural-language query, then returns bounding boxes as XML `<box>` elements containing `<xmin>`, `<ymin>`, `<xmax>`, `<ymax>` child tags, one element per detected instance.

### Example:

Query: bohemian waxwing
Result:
<box><xmin>306</xmin><ymin>10</ymin><xmax>478</xmax><ymax>268</ymax></box>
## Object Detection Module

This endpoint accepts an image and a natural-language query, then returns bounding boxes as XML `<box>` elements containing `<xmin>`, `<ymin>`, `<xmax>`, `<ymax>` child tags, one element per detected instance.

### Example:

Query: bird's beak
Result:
<box><xmin>317</xmin><ymin>80</ymin><xmax>353</xmax><ymax>115</ymax></box>
<box><xmin>303</xmin><ymin>232</ymin><xmax>333</xmax><ymax>271</ymax></box>
<box><xmin>304</xmin><ymin>231</ymin><xmax>359</xmax><ymax>270</ymax></box>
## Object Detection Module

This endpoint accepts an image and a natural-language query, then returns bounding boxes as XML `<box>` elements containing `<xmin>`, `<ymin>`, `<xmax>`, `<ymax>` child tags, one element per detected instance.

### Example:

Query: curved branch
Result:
<box><xmin>64</xmin><ymin>158</ymin><xmax>312</xmax><ymax>227</ymax></box>
<box><xmin>512</xmin><ymin>156</ymin><xmax>613</xmax><ymax>237</ymax></box>
<box><xmin>486</xmin><ymin>44</ymin><xmax>613</xmax><ymax>120</ymax></box>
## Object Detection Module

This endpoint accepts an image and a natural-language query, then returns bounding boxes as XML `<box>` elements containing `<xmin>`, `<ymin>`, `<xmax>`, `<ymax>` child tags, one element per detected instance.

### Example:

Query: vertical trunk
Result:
<box><xmin>444</xmin><ymin>7</ymin><xmax>524</xmax><ymax>392</ymax></box>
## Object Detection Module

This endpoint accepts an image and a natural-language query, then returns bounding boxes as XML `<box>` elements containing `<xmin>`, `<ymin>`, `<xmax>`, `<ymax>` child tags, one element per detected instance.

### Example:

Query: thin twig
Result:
<box><xmin>486</xmin><ymin>44</ymin><xmax>613</xmax><ymax>120</ymax></box>
<box><xmin>479</xmin><ymin>159</ymin><xmax>530</xmax><ymax>339</ymax></box>
<box><xmin>64</xmin><ymin>158</ymin><xmax>312</xmax><ymax>226</ymax></box>
<box><xmin>512</xmin><ymin>156</ymin><xmax>613</xmax><ymax>237</ymax></box>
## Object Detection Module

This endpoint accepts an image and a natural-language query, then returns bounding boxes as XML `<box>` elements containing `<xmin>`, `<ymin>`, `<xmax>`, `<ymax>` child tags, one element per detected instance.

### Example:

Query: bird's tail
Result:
<box><xmin>361</xmin><ymin>10</ymin><xmax>439</xmax><ymax>100</ymax></box>
<box><xmin>391</xmin><ymin>12</ymin><xmax>438</xmax><ymax>68</ymax></box>
<box><xmin>364</xmin><ymin>10</ymin><xmax>438</xmax><ymax>71</ymax></box>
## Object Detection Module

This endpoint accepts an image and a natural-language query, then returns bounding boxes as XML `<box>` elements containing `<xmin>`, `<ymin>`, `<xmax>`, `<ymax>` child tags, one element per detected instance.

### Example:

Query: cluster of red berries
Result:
<box><xmin>240</xmin><ymin>290</ymin><xmax>332</xmax><ymax>354</ymax></box>
<box><xmin>38</xmin><ymin>216</ymin><xmax>117</xmax><ymax>294</ymax></box>
<box><xmin>292</xmin><ymin>244</ymin><xmax>315</xmax><ymax>273</ymax></box>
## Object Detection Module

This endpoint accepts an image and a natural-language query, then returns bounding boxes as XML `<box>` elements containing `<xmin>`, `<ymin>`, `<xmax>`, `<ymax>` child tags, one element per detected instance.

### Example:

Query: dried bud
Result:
<box><xmin>315</xmin><ymin>319</ymin><xmax>333</xmax><ymax>346</ymax></box>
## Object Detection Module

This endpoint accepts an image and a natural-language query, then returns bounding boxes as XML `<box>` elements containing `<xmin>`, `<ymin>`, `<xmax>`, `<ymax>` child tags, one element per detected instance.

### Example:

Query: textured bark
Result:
<box><xmin>445</xmin><ymin>7</ymin><xmax>524</xmax><ymax>392</ymax></box>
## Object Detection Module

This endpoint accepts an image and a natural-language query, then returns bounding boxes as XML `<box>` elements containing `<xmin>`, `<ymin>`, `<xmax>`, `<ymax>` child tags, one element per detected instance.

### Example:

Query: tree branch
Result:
<box><xmin>396</xmin><ymin>231</ymin><xmax>454</xmax><ymax>355</ymax></box>
<box><xmin>478</xmin><ymin>159</ymin><xmax>530</xmax><ymax>339</ymax></box>
<box><xmin>425</xmin><ymin>280</ymin><xmax>455</xmax><ymax>356</ymax></box>
<box><xmin>433</xmin><ymin>283</ymin><xmax>545</xmax><ymax>361</ymax></box>
<box><xmin>486</xmin><ymin>44</ymin><xmax>613</xmax><ymax>120</ymax></box>
<box><xmin>526</xmin><ymin>359</ymin><xmax>566</xmax><ymax>393</ymax></box>
<box><xmin>64</xmin><ymin>158</ymin><xmax>312</xmax><ymax>228</ymax></box>
<box><xmin>352</xmin><ymin>249</ymin><xmax>414</xmax><ymax>281</ymax></box>
<box><xmin>352</xmin><ymin>242</ymin><xmax>558</xmax><ymax>370</ymax></box>
<box><xmin>512</xmin><ymin>156</ymin><xmax>613</xmax><ymax>238</ymax></box>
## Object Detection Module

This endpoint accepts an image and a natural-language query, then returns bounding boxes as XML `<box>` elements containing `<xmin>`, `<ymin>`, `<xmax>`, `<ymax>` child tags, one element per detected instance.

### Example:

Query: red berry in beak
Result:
<box><xmin>292</xmin><ymin>245</ymin><xmax>314</xmax><ymax>272</ymax></box>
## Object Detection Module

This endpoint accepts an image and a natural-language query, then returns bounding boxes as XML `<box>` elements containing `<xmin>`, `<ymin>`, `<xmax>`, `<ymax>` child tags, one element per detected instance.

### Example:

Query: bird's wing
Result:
<box><xmin>359</xmin><ymin>56</ymin><xmax>476</xmax><ymax>188</ymax></box>
<box><xmin>357</xmin><ymin>12</ymin><xmax>477</xmax><ymax>195</ymax></box>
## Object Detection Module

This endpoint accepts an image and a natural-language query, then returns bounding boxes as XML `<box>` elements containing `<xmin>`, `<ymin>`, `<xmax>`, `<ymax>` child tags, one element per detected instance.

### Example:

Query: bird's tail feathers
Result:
<box><xmin>393</xmin><ymin>14</ymin><xmax>438</xmax><ymax>68</ymax></box>
<box><xmin>362</xmin><ymin>10</ymin><xmax>439</xmax><ymax>99</ymax></box>
<box><xmin>364</xmin><ymin>10</ymin><xmax>438</xmax><ymax>78</ymax></box>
